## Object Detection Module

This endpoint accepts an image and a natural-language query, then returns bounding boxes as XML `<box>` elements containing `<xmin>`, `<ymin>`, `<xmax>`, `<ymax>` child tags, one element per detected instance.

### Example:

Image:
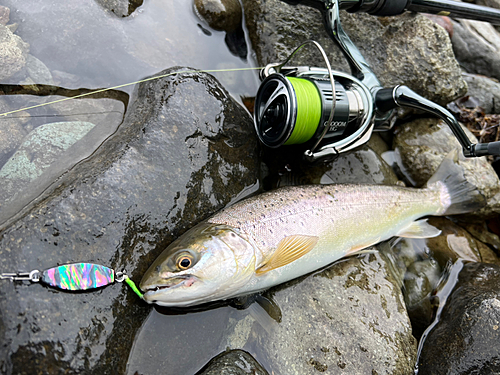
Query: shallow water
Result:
<box><xmin>0</xmin><ymin>0</ymin><xmax>259</xmax><ymax>226</ymax></box>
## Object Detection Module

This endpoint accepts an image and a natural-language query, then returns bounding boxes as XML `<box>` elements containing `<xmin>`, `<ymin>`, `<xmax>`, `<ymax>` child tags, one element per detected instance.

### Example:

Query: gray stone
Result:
<box><xmin>219</xmin><ymin>251</ymin><xmax>418</xmax><ymax>375</ymax></box>
<box><xmin>243</xmin><ymin>0</ymin><xmax>466</xmax><ymax>105</ymax></box>
<box><xmin>0</xmin><ymin>67</ymin><xmax>260</xmax><ymax>374</ymax></box>
<box><xmin>418</xmin><ymin>262</ymin><xmax>500</xmax><ymax>374</ymax></box>
<box><xmin>476</xmin><ymin>0</ymin><xmax>500</xmax><ymax>9</ymax></box>
<box><xmin>462</xmin><ymin>72</ymin><xmax>500</xmax><ymax>114</ymax></box>
<box><xmin>452</xmin><ymin>19</ymin><xmax>500</xmax><ymax>81</ymax></box>
<box><xmin>0</xmin><ymin>23</ymin><xmax>29</xmax><ymax>80</ymax></box>
<box><xmin>392</xmin><ymin>117</ymin><xmax>500</xmax><ymax>218</ymax></box>
<box><xmin>195</xmin><ymin>0</ymin><xmax>243</xmax><ymax>33</ymax></box>
<box><xmin>196</xmin><ymin>349</ymin><xmax>269</xmax><ymax>375</ymax></box>
<box><xmin>94</xmin><ymin>0</ymin><xmax>143</xmax><ymax>17</ymax></box>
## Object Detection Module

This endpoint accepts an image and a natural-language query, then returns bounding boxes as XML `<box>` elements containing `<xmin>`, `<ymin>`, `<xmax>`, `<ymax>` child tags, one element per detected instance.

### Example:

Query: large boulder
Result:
<box><xmin>418</xmin><ymin>262</ymin><xmax>500</xmax><ymax>374</ymax></box>
<box><xmin>0</xmin><ymin>67</ymin><xmax>260</xmax><ymax>374</ymax></box>
<box><xmin>217</xmin><ymin>251</ymin><xmax>418</xmax><ymax>375</ymax></box>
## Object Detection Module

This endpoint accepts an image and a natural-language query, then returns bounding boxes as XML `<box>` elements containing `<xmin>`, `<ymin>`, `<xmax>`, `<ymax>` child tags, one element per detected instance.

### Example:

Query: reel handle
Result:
<box><xmin>375</xmin><ymin>86</ymin><xmax>500</xmax><ymax>157</ymax></box>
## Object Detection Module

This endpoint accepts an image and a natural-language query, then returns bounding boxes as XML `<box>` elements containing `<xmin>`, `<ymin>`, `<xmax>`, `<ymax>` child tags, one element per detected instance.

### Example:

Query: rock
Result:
<box><xmin>243</xmin><ymin>0</ymin><xmax>466</xmax><ymax>105</ymax></box>
<box><xmin>426</xmin><ymin>217</ymin><xmax>482</xmax><ymax>267</ymax></box>
<box><xmin>0</xmin><ymin>23</ymin><xmax>29</xmax><ymax>80</ymax></box>
<box><xmin>25</xmin><ymin>54</ymin><xmax>53</xmax><ymax>85</ymax></box>
<box><xmin>0</xmin><ymin>121</ymin><xmax>96</xmax><ymax>206</ymax></box>
<box><xmin>475</xmin><ymin>0</ymin><xmax>500</xmax><ymax>9</ymax></box>
<box><xmin>265</xmin><ymin>137</ymin><xmax>399</xmax><ymax>190</ymax></box>
<box><xmin>403</xmin><ymin>258</ymin><xmax>441</xmax><ymax>339</ymax></box>
<box><xmin>392</xmin><ymin>117</ymin><xmax>500</xmax><ymax>218</ymax></box>
<box><xmin>451</xmin><ymin>19</ymin><xmax>500</xmax><ymax>80</ymax></box>
<box><xmin>196</xmin><ymin>349</ymin><xmax>269</xmax><ymax>375</ymax></box>
<box><xmin>461</xmin><ymin>222</ymin><xmax>500</xmax><ymax>253</ymax></box>
<box><xmin>0</xmin><ymin>99</ymin><xmax>28</xmax><ymax>163</ymax></box>
<box><xmin>0</xmin><ymin>5</ymin><xmax>10</xmax><ymax>25</ymax></box>
<box><xmin>422</xmin><ymin>14</ymin><xmax>453</xmax><ymax>37</ymax></box>
<box><xmin>194</xmin><ymin>0</ymin><xmax>242</xmax><ymax>33</ymax></box>
<box><xmin>417</xmin><ymin>262</ymin><xmax>500</xmax><ymax>374</ymax></box>
<box><xmin>218</xmin><ymin>251</ymin><xmax>418</xmax><ymax>375</ymax></box>
<box><xmin>94</xmin><ymin>0</ymin><xmax>143</xmax><ymax>17</ymax></box>
<box><xmin>0</xmin><ymin>67</ymin><xmax>260</xmax><ymax>374</ymax></box>
<box><xmin>461</xmin><ymin>73</ymin><xmax>500</xmax><ymax>114</ymax></box>
<box><xmin>6</xmin><ymin>0</ymin><xmax>146</xmax><ymax>85</ymax></box>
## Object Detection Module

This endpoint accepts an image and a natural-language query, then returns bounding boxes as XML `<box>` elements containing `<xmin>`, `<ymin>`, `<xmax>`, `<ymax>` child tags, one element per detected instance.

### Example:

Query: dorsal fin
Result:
<box><xmin>256</xmin><ymin>235</ymin><xmax>319</xmax><ymax>275</ymax></box>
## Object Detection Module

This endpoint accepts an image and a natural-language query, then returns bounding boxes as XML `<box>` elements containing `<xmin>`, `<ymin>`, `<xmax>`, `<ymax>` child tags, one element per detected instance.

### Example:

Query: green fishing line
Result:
<box><xmin>285</xmin><ymin>77</ymin><xmax>322</xmax><ymax>145</ymax></box>
<box><xmin>124</xmin><ymin>276</ymin><xmax>144</xmax><ymax>299</ymax></box>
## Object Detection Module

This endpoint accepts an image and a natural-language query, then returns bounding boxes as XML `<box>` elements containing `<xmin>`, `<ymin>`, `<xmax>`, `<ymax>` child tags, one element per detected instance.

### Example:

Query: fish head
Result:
<box><xmin>140</xmin><ymin>222</ymin><xmax>256</xmax><ymax>307</ymax></box>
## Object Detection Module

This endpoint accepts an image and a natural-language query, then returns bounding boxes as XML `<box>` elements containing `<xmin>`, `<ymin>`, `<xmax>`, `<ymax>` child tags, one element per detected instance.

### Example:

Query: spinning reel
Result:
<box><xmin>253</xmin><ymin>0</ymin><xmax>500</xmax><ymax>162</ymax></box>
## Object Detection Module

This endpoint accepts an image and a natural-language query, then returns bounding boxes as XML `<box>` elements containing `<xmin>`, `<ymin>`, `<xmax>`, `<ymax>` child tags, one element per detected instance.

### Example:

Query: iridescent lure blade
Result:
<box><xmin>41</xmin><ymin>263</ymin><xmax>115</xmax><ymax>291</ymax></box>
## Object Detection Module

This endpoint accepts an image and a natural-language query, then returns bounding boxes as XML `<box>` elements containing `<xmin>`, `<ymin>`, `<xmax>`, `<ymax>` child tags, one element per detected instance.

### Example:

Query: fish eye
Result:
<box><xmin>177</xmin><ymin>255</ymin><xmax>193</xmax><ymax>270</ymax></box>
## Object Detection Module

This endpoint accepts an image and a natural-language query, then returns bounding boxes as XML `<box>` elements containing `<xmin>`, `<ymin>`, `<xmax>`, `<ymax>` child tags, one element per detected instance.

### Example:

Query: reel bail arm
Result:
<box><xmin>375</xmin><ymin>86</ymin><xmax>500</xmax><ymax>157</ymax></box>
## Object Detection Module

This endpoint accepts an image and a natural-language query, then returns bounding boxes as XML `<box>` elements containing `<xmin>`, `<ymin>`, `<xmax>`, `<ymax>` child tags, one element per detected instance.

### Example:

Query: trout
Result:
<box><xmin>140</xmin><ymin>152</ymin><xmax>484</xmax><ymax>306</ymax></box>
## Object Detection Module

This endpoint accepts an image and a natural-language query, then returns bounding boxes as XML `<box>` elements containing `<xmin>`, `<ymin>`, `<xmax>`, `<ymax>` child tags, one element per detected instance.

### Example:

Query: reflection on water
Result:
<box><xmin>0</xmin><ymin>0</ymin><xmax>259</xmax><ymax>228</ymax></box>
<box><xmin>127</xmin><ymin>306</ymin><xmax>250</xmax><ymax>375</ymax></box>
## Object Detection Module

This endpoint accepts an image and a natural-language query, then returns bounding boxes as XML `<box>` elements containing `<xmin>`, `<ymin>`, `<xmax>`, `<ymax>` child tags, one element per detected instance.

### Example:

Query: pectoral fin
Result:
<box><xmin>256</xmin><ymin>235</ymin><xmax>319</xmax><ymax>275</ymax></box>
<box><xmin>396</xmin><ymin>219</ymin><xmax>441</xmax><ymax>238</ymax></box>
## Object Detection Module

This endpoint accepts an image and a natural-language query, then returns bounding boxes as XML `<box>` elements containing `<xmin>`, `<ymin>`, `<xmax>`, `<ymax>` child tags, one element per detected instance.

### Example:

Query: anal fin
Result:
<box><xmin>256</xmin><ymin>234</ymin><xmax>319</xmax><ymax>275</ymax></box>
<box><xmin>396</xmin><ymin>219</ymin><xmax>441</xmax><ymax>238</ymax></box>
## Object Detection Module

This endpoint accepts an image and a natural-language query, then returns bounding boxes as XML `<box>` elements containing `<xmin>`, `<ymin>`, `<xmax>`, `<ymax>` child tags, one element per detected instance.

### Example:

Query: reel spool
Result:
<box><xmin>254</xmin><ymin>66</ymin><xmax>374</xmax><ymax>161</ymax></box>
<box><xmin>254</xmin><ymin>71</ymin><xmax>367</xmax><ymax>148</ymax></box>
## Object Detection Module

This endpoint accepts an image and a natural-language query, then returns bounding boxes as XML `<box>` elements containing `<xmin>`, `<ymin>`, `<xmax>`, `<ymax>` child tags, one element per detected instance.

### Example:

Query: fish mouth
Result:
<box><xmin>142</xmin><ymin>275</ymin><xmax>197</xmax><ymax>296</ymax></box>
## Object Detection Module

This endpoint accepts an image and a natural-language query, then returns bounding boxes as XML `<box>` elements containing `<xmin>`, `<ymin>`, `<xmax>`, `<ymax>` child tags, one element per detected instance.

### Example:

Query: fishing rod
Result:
<box><xmin>253</xmin><ymin>0</ymin><xmax>500</xmax><ymax>162</ymax></box>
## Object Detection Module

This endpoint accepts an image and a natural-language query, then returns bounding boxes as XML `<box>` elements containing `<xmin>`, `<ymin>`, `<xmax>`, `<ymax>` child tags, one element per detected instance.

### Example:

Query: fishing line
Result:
<box><xmin>2</xmin><ymin>111</ymin><xmax>124</xmax><ymax>119</ymax></box>
<box><xmin>0</xmin><ymin>67</ymin><xmax>263</xmax><ymax>118</ymax></box>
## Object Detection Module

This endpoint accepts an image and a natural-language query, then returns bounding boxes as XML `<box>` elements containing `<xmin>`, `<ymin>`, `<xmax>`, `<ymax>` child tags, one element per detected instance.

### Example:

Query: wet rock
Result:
<box><xmin>403</xmin><ymin>258</ymin><xmax>441</xmax><ymax>338</ymax></box>
<box><xmin>0</xmin><ymin>121</ymin><xmax>96</xmax><ymax>206</ymax></box>
<box><xmin>195</xmin><ymin>0</ymin><xmax>242</xmax><ymax>33</ymax></box>
<box><xmin>392</xmin><ymin>117</ymin><xmax>500</xmax><ymax>218</ymax></box>
<box><xmin>94</xmin><ymin>0</ymin><xmax>144</xmax><ymax>17</ymax></box>
<box><xmin>266</xmin><ymin>139</ymin><xmax>399</xmax><ymax>190</ymax></box>
<box><xmin>451</xmin><ymin>19</ymin><xmax>500</xmax><ymax>80</ymax></box>
<box><xmin>0</xmin><ymin>67</ymin><xmax>260</xmax><ymax>374</ymax></box>
<box><xmin>196</xmin><ymin>349</ymin><xmax>269</xmax><ymax>375</ymax></box>
<box><xmin>219</xmin><ymin>251</ymin><xmax>418</xmax><ymax>375</ymax></box>
<box><xmin>461</xmin><ymin>222</ymin><xmax>500</xmax><ymax>254</ymax></box>
<box><xmin>426</xmin><ymin>217</ymin><xmax>482</xmax><ymax>267</ymax></box>
<box><xmin>243</xmin><ymin>0</ymin><xmax>465</xmax><ymax>105</ymax></box>
<box><xmin>418</xmin><ymin>262</ymin><xmax>500</xmax><ymax>374</ymax></box>
<box><xmin>0</xmin><ymin>5</ymin><xmax>10</xmax><ymax>25</ymax></box>
<box><xmin>462</xmin><ymin>73</ymin><xmax>500</xmax><ymax>114</ymax></box>
<box><xmin>0</xmin><ymin>23</ymin><xmax>29</xmax><ymax>80</ymax></box>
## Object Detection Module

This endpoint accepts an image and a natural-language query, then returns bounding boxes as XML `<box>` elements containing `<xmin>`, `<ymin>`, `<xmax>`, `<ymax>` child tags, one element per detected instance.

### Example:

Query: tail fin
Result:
<box><xmin>425</xmin><ymin>149</ymin><xmax>486</xmax><ymax>215</ymax></box>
